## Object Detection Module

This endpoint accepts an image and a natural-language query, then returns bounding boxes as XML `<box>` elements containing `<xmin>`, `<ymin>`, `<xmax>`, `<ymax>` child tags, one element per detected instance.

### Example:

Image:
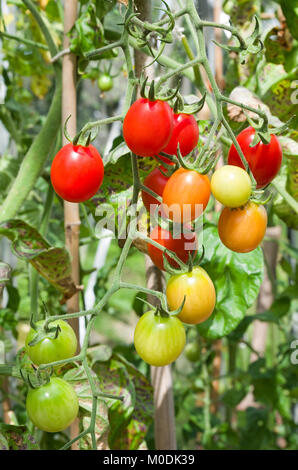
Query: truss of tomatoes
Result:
<box><xmin>124</xmin><ymin>98</ymin><xmax>282</xmax><ymax>368</ymax></box>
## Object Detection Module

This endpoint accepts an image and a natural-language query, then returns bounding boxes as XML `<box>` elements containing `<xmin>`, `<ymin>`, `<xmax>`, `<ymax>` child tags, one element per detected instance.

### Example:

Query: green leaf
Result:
<box><xmin>95</xmin><ymin>0</ymin><xmax>117</xmax><ymax>20</ymax></box>
<box><xmin>197</xmin><ymin>224</ymin><xmax>264</xmax><ymax>339</ymax></box>
<box><xmin>0</xmin><ymin>220</ymin><xmax>79</xmax><ymax>302</ymax></box>
<box><xmin>280</xmin><ymin>0</ymin><xmax>298</xmax><ymax>40</ymax></box>
<box><xmin>239</xmin><ymin>407</ymin><xmax>272</xmax><ymax>450</ymax></box>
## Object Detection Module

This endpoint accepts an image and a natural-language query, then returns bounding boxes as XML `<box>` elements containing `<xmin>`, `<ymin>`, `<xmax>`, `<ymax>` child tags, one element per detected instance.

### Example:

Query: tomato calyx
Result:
<box><xmin>160</xmin><ymin>142</ymin><xmax>218</xmax><ymax>175</ymax></box>
<box><xmin>135</xmin><ymin>295</ymin><xmax>186</xmax><ymax>319</ymax></box>
<box><xmin>173</xmin><ymin>92</ymin><xmax>206</xmax><ymax>115</ymax></box>
<box><xmin>63</xmin><ymin>114</ymin><xmax>94</xmax><ymax>148</ymax></box>
<box><xmin>244</xmin><ymin>112</ymin><xmax>294</xmax><ymax>147</ymax></box>
<box><xmin>29</xmin><ymin>302</ymin><xmax>62</xmax><ymax>347</ymax></box>
<box><xmin>162</xmin><ymin>245</ymin><xmax>204</xmax><ymax>276</ymax></box>
<box><xmin>140</xmin><ymin>76</ymin><xmax>181</xmax><ymax>103</ymax></box>
<box><xmin>250</xmin><ymin>188</ymin><xmax>272</xmax><ymax>206</ymax></box>
<box><xmin>19</xmin><ymin>363</ymin><xmax>53</xmax><ymax>390</ymax></box>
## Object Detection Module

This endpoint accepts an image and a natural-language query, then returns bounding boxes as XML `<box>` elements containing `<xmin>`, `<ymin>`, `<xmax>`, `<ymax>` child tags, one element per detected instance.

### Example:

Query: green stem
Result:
<box><xmin>272</xmin><ymin>180</ymin><xmax>298</xmax><ymax>214</ymax></box>
<box><xmin>85</xmin><ymin>40</ymin><xmax>123</xmax><ymax>60</ymax></box>
<box><xmin>0</xmin><ymin>31</ymin><xmax>48</xmax><ymax>50</ymax></box>
<box><xmin>22</xmin><ymin>0</ymin><xmax>58</xmax><ymax>59</ymax></box>
<box><xmin>29</xmin><ymin>266</ymin><xmax>39</xmax><ymax>323</ymax></box>
<box><xmin>0</xmin><ymin>77</ymin><xmax>62</xmax><ymax>223</ymax></box>
<box><xmin>202</xmin><ymin>360</ymin><xmax>212</xmax><ymax>447</ymax></box>
<box><xmin>157</xmin><ymin>56</ymin><xmax>202</xmax><ymax>88</ymax></box>
<box><xmin>220</xmin><ymin>95</ymin><xmax>268</xmax><ymax>127</ymax></box>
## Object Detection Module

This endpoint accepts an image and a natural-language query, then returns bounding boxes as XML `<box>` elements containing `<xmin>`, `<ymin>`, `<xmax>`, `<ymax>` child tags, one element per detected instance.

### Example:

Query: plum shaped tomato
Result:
<box><xmin>211</xmin><ymin>165</ymin><xmax>252</xmax><ymax>208</ymax></box>
<box><xmin>123</xmin><ymin>98</ymin><xmax>173</xmax><ymax>157</ymax></box>
<box><xmin>228</xmin><ymin>126</ymin><xmax>282</xmax><ymax>188</ymax></box>
<box><xmin>141</xmin><ymin>167</ymin><xmax>169</xmax><ymax>213</ymax></box>
<box><xmin>158</xmin><ymin>113</ymin><xmax>199</xmax><ymax>164</ymax></box>
<box><xmin>51</xmin><ymin>143</ymin><xmax>104</xmax><ymax>203</ymax></box>
<box><xmin>218</xmin><ymin>202</ymin><xmax>267</xmax><ymax>253</ymax></box>
<box><xmin>134</xmin><ymin>310</ymin><xmax>186</xmax><ymax>366</ymax></box>
<box><xmin>162</xmin><ymin>168</ymin><xmax>211</xmax><ymax>223</ymax></box>
<box><xmin>26</xmin><ymin>377</ymin><xmax>79</xmax><ymax>433</ymax></box>
<box><xmin>148</xmin><ymin>225</ymin><xmax>197</xmax><ymax>271</ymax></box>
<box><xmin>25</xmin><ymin>319</ymin><xmax>77</xmax><ymax>366</ymax></box>
<box><xmin>166</xmin><ymin>266</ymin><xmax>216</xmax><ymax>325</ymax></box>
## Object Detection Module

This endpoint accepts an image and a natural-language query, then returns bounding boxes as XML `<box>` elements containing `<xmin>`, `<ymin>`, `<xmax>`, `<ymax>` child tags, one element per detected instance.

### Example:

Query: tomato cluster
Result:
<box><xmin>25</xmin><ymin>320</ymin><xmax>79</xmax><ymax>433</ymax></box>
<box><xmin>123</xmin><ymin>95</ymin><xmax>282</xmax><ymax>367</ymax></box>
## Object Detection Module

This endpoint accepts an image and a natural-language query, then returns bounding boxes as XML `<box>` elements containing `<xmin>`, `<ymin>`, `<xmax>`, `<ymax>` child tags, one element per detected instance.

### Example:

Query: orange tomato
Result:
<box><xmin>166</xmin><ymin>266</ymin><xmax>216</xmax><ymax>325</ymax></box>
<box><xmin>218</xmin><ymin>202</ymin><xmax>267</xmax><ymax>253</ymax></box>
<box><xmin>162</xmin><ymin>168</ymin><xmax>211</xmax><ymax>223</ymax></box>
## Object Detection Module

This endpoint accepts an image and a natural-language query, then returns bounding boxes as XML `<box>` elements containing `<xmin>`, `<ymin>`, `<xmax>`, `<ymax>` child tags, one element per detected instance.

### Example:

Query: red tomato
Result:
<box><xmin>141</xmin><ymin>168</ymin><xmax>169</xmax><ymax>212</ymax></box>
<box><xmin>162</xmin><ymin>168</ymin><xmax>211</xmax><ymax>223</ymax></box>
<box><xmin>51</xmin><ymin>143</ymin><xmax>104</xmax><ymax>202</ymax></box>
<box><xmin>123</xmin><ymin>98</ymin><xmax>173</xmax><ymax>157</ymax></box>
<box><xmin>148</xmin><ymin>225</ymin><xmax>197</xmax><ymax>271</ymax></box>
<box><xmin>228</xmin><ymin>127</ymin><xmax>282</xmax><ymax>188</ymax></box>
<box><xmin>158</xmin><ymin>113</ymin><xmax>199</xmax><ymax>164</ymax></box>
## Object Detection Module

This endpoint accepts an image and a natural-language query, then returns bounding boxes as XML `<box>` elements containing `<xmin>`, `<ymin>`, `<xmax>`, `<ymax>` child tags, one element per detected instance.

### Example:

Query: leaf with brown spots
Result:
<box><xmin>63</xmin><ymin>366</ymin><xmax>110</xmax><ymax>450</ymax></box>
<box><xmin>0</xmin><ymin>424</ymin><xmax>39</xmax><ymax>450</ymax></box>
<box><xmin>93</xmin><ymin>354</ymin><xmax>153</xmax><ymax>450</ymax></box>
<box><xmin>0</xmin><ymin>220</ymin><xmax>78</xmax><ymax>303</ymax></box>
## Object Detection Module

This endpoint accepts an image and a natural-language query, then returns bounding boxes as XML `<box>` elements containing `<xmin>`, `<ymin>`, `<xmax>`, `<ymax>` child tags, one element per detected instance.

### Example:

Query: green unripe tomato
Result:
<box><xmin>211</xmin><ymin>165</ymin><xmax>252</xmax><ymax>208</ymax></box>
<box><xmin>134</xmin><ymin>310</ymin><xmax>186</xmax><ymax>367</ymax></box>
<box><xmin>97</xmin><ymin>73</ymin><xmax>113</xmax><ymax>92</ymax></box>
<box><xmin>185</xmin><ymin>342</ymin><xmax>200</xmax><ymax>362</ymax></box>
<box><xmin>25</xmin><ymin>319</ymin><xmax>77</xmax><ymax>365</ymax></box>
<box><xmin>26</xmin><ymin>377</ymin><xmax>79</xmax><ymax>432</ymax></box>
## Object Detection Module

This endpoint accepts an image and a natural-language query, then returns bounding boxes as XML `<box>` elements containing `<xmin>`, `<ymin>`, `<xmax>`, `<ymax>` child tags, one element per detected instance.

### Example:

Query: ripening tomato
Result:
<box><xmin>158</xmin><ymin>113</ymin><xmax>199</xmax><ymax>164</ymax></box>
<box><xmin>218</xmin><ymin>202</ymin><xmax>267</xmax><ymax>253</ymax></box>
<box><xmin>134</xmin><ymin>310</ymin><xmax>186</xmax><ymax>366</ymax></box>
<box><xmin>51</xmin><ymin>143</ymin><xmax>104</xmax><ymax>202</ymax></box>
<box><xmin>211</xmin><ymin>165</ymin><xmax>252</xmax><ymax>208</ymax></box>
<box><xmin>26</xmin><ymin>377</ymin><xmax>79</xmax><ymax>432</ymax></box>
<box><xmin>123</xmin><ymin>98</ymin><xmax>173</xmax><ymax>157</ymax></box>
<box><xmin>166</xmin><ymin>266</ymin><xmax>216</xmax><ymax>325</ymax></box>
<box><xmin>162</xmin><ymin>168</ymin><xmax>211</xmax><ymax>223</ymax></box>
<box><xmin>148</xmin><ymin>225</ymin><xmax>198</xmax><ymax>271</ymax></box>
<box><xmin>25</xmin><ymin>320</ymin><xmax>77</xmax><ymax>366</ymax></box>
<box><xmin>228</xmin><ymin>127</ymin><xmax>282</xmax><ymax>188</ymax></box>
<box><xmin>141</xmin><ymin>168</ymin><xmax>169</xmax><ymax>212</ymax></box>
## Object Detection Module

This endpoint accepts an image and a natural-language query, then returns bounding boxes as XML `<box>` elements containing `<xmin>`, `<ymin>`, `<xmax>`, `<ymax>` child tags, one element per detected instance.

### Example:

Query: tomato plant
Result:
<box><xmin>166</xmin><ymin>266</ymin><xmax>216</xmax><ymax>325</ymax></box>
<box><xmin>134</xmin><ymin>310</ymin><xmax>186</xmax><ymax>367</ymax></box>
<box><xmin>141</xmin><ymin>167</ymin><xmax>169</xmax><ymax>212</ymax></box>
<box><xmin>211</xmin><ymin>165</ymin><xmax>252</xmax><ymax>208</ymax></box>
<box><xmin>162</xmin><ymin>168</ymin><xmax>211</xmax><ymax>222</ymax></box>
<box><xmin>50</xmin><ymin>143</ymin><xmax>104</xmax><ymax>202</ymax></box>
<box><xmin>0</xmin><ymin>0</ymin><xmax>297</xmax><ymax>453</ymax></box>
<box><xmin>26</xmin><ymin>377</ymin><xmax>79</xmax><ymax>433</ymax></box>
<box><xmin>25</xmin><ymin>320</ymin><xmax>77</xmax><ymax>365</ymax></box>
<box><xmin>228</xmin><ymin>127</ymin><xmax>283</xmax><ymax>188</ymax></box>
<box><xmin>123</xmin><ymin>98</ymin><xmax>173</xmax><ymax>157</ymax></box>
<box><xmin>158</xmin><ymin>113</ymin><xmax>199</xmax><ymax>164</ymax></box>
<box><xmin>147</xmin><ymin>225</ymin><xmax>197</xmax><ymax>271</ymax></box>
<box><xmin>218</xmin><ymin>202</ymin><xmax>267</xmax><ymax>253</ymax></box>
